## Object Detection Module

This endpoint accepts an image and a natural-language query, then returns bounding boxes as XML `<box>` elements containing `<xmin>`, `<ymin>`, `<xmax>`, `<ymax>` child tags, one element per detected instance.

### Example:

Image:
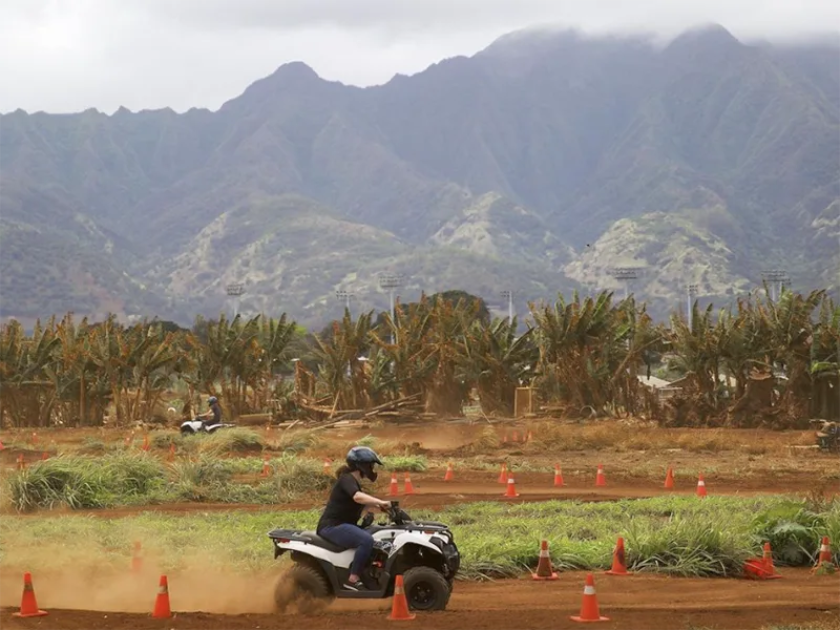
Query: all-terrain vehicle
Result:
<box><xmin>268</xmin><ymin>501</ymin><xmax>460</xmax><ymax>612</ymax></box>
<box><xmin>179</xmin><ymin>419</ymin><xmax>236</xmax><ymax>435</ymax></box>
<box><xmin>811</xmin><ymin>419</ymin><xmax>840</xmax><ymax>453</ymax></box>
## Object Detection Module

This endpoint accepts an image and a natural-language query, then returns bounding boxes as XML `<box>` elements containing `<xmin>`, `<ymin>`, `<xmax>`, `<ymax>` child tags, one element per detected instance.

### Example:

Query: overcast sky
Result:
<box><xmin>1</xmin><ymin>0</ymin><xmax>838</xmax><ymax>114</ymax></box>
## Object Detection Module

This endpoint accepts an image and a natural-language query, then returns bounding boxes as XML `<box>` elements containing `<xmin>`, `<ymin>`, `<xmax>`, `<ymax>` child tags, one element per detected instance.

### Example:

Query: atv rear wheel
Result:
<box><xmin>274</xmin><ymin>564</ymin><xmax>334</xmax><ymax>613</ymax></box>
<box><xmin>402</xmin><ymin>566</ymin><xmax>451</xmax><ymax>611</ymax></box>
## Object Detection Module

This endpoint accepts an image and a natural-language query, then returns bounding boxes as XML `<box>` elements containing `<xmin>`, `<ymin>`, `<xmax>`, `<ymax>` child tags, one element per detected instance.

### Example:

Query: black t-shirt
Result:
<box><xmin>317</xmin><ymin>473</ymin><xmax>363</xmax><ymax>532</ymax></box>
<box><xmin>210</xmin><ymin>403</ymin><xmax>221</xmax><ymax>423</ymax></box>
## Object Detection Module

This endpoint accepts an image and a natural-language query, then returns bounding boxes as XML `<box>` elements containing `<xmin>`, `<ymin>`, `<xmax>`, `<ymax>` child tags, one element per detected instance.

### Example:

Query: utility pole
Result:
<box><xmin>225</xmin><ymin>282</ymin><xmax>245</xmax><ymax>318</ymax></box>
<box><xmin>609</xmin><ymin>268</ymin><xmax>640</xmax><ymax>301</ymax></box>
<box><xmin>335</xmin><ymin>290</ymin><xmax>355</xmax><ymax>315</ymax></box>
<box><xmin>500</xmin><ymin>290</ymin><xmax>514</xmax><ymax>324</ymax></box>
<box><xmin>687</xmin><ymin>284</ymin><xmax>698</xmax><ymax>331</ymax></box>
<box><xmin>378</xmin><ymin>273</ymin><xmax>404</xmax><ymax>346</ymax></box>
<box><xmin>761</xmin><ymin>269</ymin><xmax>789</xmax><ymax>302</ymax></box>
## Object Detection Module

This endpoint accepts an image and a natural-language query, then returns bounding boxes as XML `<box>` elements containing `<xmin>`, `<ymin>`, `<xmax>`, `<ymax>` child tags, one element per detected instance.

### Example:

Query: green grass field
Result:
<box><xmin>1</xmin><ymin>496</ymin><xmax>836</xmax><ymax>580</ymax></box>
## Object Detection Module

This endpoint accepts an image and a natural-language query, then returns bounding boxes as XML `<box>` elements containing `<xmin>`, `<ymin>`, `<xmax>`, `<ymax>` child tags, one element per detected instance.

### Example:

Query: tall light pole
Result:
<box><xmin>226</xmin><ymin>282</ymin><xmax>245</xmax><ymax>318</ymax></box>
<box><xmin>761</xmin><ymin>270</ymin><xmax>789</xmax><ymax>302</ymax></box>
<box><xmin>500</xmin><ymin>290</ymin><xmax>514</xmax><ymax>324</ymax></box>
<box><xmin>687</xmin><ymin>284</ymin><xmax>698</xmax><ymax>331</ymax></box>
<box><xmin>378</xmin><ymin>273</ymin><xmax>404</xmax><ymax>346</ymax></box>
<box><xmin>610</xmin><ymin>268</ymin><xmax>640</xmax><ymax>301</ymax></box>
<box><xmin>335</xmin><ymin>290</ymin><xmax>355</xmax><ymax>315</ymax></box>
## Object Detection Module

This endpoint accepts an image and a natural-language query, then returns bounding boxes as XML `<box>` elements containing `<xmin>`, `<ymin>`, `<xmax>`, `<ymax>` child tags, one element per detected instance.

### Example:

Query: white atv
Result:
<box><xmin>268</xmin><ymin>501</ymin><xmax>460</xmax><ymax>611</ymax></box>
<box><xmin>179</xmin><ymin>419</ymin><xmax>236</xmax><ymax>435</ymax></box>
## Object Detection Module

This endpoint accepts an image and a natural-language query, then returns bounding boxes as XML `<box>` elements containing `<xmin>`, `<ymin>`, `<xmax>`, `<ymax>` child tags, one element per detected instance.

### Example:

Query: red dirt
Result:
<box><xmin>2</xmin><ymin>570</ymin><xmax>837</xmax><ymax>630</ymax></box>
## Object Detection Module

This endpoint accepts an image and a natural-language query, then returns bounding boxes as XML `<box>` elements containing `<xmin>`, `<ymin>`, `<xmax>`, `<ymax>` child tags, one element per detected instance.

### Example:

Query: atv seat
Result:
<box><xmin>298</xmin><ymin>531</ymin><xmax>348</xmax><ymax>554</ymax></box>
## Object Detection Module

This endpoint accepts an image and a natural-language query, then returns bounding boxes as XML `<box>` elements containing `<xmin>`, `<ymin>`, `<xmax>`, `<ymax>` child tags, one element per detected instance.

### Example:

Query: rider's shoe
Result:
<box><xmin>342</xmin><ymin>580</ymin><xmax>369</xmax><ymax>592</ymax></box>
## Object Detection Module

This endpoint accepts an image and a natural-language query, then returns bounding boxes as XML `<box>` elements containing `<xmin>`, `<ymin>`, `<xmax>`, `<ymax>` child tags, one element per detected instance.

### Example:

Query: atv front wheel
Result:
<box><xmin>274</xmin><ymin>564</ymin><xmax>334</xmax><ymax>613</ymax></box>
<box><xmin>402</xmin><ymin>566</ymin><xmax>451</xmax><ymax>611</ymax></box>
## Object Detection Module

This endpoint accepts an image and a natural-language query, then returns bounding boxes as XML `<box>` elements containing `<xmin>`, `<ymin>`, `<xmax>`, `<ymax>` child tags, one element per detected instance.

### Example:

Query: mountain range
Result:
<box><xmin>1</xmin><ymin>23</ymin><xmax>838</xmax><ymax>328</ymax></box>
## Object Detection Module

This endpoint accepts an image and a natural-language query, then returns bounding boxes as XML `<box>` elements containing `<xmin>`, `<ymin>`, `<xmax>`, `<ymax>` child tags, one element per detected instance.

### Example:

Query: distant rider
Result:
<box><xmin>316</xmin><ymin>446</ymin><xmax>390</xmax><ymax>591</ymax></box>
<box><xmin>196</xmin><ymin>396</ymin><xmax>222</xmax><ymax>428</ymax></box>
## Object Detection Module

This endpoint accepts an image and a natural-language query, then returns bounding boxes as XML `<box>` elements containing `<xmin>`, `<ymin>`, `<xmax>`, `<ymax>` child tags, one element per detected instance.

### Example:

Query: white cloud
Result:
<box><xmin>0</xmin><ymin>0</ymin><xmax>837</xmax><ymax>114</ymax></box>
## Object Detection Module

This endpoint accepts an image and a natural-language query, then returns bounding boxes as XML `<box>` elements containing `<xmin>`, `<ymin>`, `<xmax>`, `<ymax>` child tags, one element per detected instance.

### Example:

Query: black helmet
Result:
<box><xmin>346</xmin><ymin>446</ymin><xmax>383</xmax><ymax>481</ymax></box>
<box><xmin>208</xmin><ymin>396</ymin><xmax>218</xmax><ymax>404</ymax></box>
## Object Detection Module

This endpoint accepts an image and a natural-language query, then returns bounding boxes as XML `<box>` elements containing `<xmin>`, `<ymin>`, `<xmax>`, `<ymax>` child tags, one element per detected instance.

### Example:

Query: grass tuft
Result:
<box><xmin>197</xmin><ymin>428</ymin><xmax>265</xmax><ymax>456</ymax></box>
<box><xmin>4</xmin><ymin>452</ymin><xmax>167</xmax><ymax>511</ymax></box>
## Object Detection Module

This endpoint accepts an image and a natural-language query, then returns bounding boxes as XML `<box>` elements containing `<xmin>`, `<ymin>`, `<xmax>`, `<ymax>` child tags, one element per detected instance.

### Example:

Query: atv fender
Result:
<box><xmin>384</xmin><ymin>536</ymin><xmax>447</xmax><ymax>589</ymax></box>
<box><xmin>278</xmin><ymin>541</ymin><xmax>356</xmax><ymax>569</ymax></box>
<box><xmin>390</xmin><ymin>533</ymin><xmax>445</xmax><ymax>556</ymax></box>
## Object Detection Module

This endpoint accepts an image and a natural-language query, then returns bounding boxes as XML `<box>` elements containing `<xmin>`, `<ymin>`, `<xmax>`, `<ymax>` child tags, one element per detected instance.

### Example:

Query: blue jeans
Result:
<box><xmin>319</xmin><ymin>524</ymin><xmax>374</xmax><ymax>577</ymax></box>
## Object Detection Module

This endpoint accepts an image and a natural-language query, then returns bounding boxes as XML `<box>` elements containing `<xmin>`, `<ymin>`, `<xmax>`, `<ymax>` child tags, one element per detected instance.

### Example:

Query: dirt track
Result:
<box><xmin>3</xmin><ymin>570</ymin><xmax>838</xmax><ymax>630</ymax></box>
<box><xmin>3</xmin><ymin>424</ymin><xmax>839</xmax><ymax>628</ymax></box>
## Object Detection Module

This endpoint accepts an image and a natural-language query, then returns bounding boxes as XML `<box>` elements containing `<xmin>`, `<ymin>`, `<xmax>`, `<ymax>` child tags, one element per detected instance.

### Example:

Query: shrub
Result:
<box><xmin>5</xmin><ymin>452</ymin><xmax>167</xmax><ymax>511</ymax></box>
<box><xmin>382</xmin><ymin>455</ymin><xmax>428</xmax><ymax>472</ymax></box>
<box><xmin>198</xmin><ymin>429</ymin><xmax>264</xmax><ymax>456</ymax></box>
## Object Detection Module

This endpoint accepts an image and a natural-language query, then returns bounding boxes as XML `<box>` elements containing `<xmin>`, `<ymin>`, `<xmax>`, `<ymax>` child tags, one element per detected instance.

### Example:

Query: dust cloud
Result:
<box><xmin>0</xmin><ymin>548</ymin><xmax>279</xmax><ymax>614</ymax></box>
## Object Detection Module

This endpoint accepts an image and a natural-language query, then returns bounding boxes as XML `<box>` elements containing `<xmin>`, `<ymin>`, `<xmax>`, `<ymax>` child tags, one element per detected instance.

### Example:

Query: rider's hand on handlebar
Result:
<box><xmin>378</xmin><ymin>500</ymin><xmax>391</xmax><ymax>511</ymax></box>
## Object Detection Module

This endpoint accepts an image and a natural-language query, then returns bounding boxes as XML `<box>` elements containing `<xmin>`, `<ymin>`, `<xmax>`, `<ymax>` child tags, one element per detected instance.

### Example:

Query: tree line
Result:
<box><xmin>1</xmin><ymin>288</ymin><xmax>837</xmax><ymax>429</ymax></box>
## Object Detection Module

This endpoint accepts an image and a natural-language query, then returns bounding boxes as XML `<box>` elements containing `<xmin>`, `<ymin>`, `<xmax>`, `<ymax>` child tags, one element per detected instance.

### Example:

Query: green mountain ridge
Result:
<box><xmin>0</xmin><ymin>24</ymin><xmax>837</xmax><ymax>327</ymax></box>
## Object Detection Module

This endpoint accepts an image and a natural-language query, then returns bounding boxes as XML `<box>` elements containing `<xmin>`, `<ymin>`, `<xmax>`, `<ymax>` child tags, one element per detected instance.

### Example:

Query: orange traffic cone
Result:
<box><xmin>0</xmin><ymin>439</ymin><xmax>4</xmax><ymax>450</ymax></box>
<box><xmin>387</xmin><ymin>574</ymin><xmax>416</xmax><ymax>621</ymax></box>
<box><xmin>696</xmin><ymin>473</ymin><xmax>707</xmax><ymax>497</ymax></box>
<box><xmin>131</xmin><ymin>541</ymin><xmax>143</xmax><ymax>572</ymax></box>
<box><xmin>605</xmin><ymin>537</ymin><xmax>631</xmax><ymax>575</ymax></box>
<box><xmin>504</xmin><ymin>476</ymin><xmax>520</xmax><ymax>498</ymax></box>
<box><xmin>816</xmin><ymin>536</ymin><xmax>833</xmax><ymax>565</ymax></box>
<box><xmin>497</xmin><ymin>463</ymin><xmax>508</xmax><ymax>484</ymax></box>
<box><xmin>512</xmin><ymin>430</ymin><xmax>520</xmax><ymax>442</ymax></box>
<box><xmin>41</xmin><ymin>451</ymin><xmax>48</xmax><ymax>461</ymax></box>
<box><xmin>12</xmin><ymin>572</ymin><xmax>48</xmax><ymax>618</ymax></box>
<box><xmin>16</xmin><ymin>453</ymin><xmax>25</xmax><ymax>470</ymax></box>
<box><xmin>570</xmin><ymin>573</ymin><xmax>608</xmax><ymax>623</ymax></box>
<box><xmin>554</xmin><ymin>464</ymin><xmax>566</xmax><ymax>487</ymax></box>
<box><xmin>404</xmin><ymin>473</ymin><xmax>415</xmax><ymax>495</ymax></box>
<box><xmin>323</xmin><ymin>459</ymin><xmax>331</xmax><ymax>475</ymax></box>
<box><xmin>142</xmin><ymin>434</ymin><xmax>149</xmax><ymax>452</ymax></box>
<box><xmin>595</xmin><ymin>464</ymin><xmax>606</xmax><ymax>487</ymax></box>
<box><xmin>532</xmin><ymin>540</ymin><xmax>559</xmax><ymax>580</ymax></box>
<box><xmin>152</xmin><ymin>575</ymin><xmax>172</xmax><ymax>618</ymax></box>
<box><xmin>664</xmin><ymin>467</ymin><xmax>675</xmax><ymax>489</ymax></box>
<box><xmin>527</xmin><ymin>431</ymin><xmax>533</xmax><ymax>442</ymax></box>
<box><xmin>444</xmin><ymin>462</ymin><xmax>454</xmax><ymax>482</ymax></box>
<box><xmin>813</xmin><ymin>536</ymin><xmax>835</xmax><ymax>573</ymax></box>
<box><xmin>389</xmin><ymin>473</ymin><xmax>399</xmax><ymax>497</ymax></box>
<box><xmin>31</xmin><ymin>431</ymin><xmax>38</xmax><ymax>445</ymax></box>
<box><xmin>762</xmin><ymin>542</ymin><xmax>783</xmax><ymax>579</ymax></box>
<box><xmin>260</xmin><ymin>456</ymin><xmax>270</xmax><ymax>477</ymax></box>
<box><xmin>168</xmin><ymin>443</ymin><xmax>176</xmax><ymax>462</ymax></box>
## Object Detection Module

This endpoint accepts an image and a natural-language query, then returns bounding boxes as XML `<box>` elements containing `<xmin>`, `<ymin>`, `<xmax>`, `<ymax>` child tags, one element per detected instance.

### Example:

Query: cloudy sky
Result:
<box><xmin>1</xmin><ymin>0</ymin><xmax>838</xmax><ymax>114</ymax></box>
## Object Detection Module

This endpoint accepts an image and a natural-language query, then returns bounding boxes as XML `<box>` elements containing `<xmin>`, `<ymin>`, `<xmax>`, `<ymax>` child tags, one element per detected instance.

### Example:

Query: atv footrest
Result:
<box><xmin>335</xmin><ymin>587</ymin><xmax>389</xmax><ymax>599</ymax></box>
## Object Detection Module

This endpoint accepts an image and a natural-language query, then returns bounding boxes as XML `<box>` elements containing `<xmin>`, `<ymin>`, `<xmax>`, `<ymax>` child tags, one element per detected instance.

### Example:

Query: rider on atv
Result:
<box><xmin>196</xmin><ymin>396</ymin><xmax>222</xmax><ymax>428</ymax></box>
<box><xmin>316</xmin><ymin>446</ymin><xmax>391</xmax><ymax>592</ymax></box>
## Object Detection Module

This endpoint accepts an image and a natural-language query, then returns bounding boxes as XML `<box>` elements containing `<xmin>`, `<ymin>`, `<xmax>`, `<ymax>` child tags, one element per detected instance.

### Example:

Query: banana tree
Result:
<box><xmin>810</xmin><ymin>297</ymin><xmax>840</xmax><ymax>419</ymax></box>
<box><xmin>312</xmin><ymin>309</ymin><xmax>374</xmax><ymax>411</ymax></box>
<box><xmin>186</xmin><ymin>314</ymin><xmax>261</xmax><ymax>417</ymax></box>
<box><xmin>458</xmin><ymin>316</ymin><xmax>537</xmax><ymax>415</ymax></box>
<box><xmin>531</xmin><ymin>291</ymin><xmax>629</xmax><ymax>415</ymax></box>
<box><xmin>0</xmin><ymin>318</ymin><xmax>60</xmax><ymax>427</ymax></box>
<box><xmin>369</xmin><ymin>295</ymin><xmax>436</xmax><ymax>400</ymax></box>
